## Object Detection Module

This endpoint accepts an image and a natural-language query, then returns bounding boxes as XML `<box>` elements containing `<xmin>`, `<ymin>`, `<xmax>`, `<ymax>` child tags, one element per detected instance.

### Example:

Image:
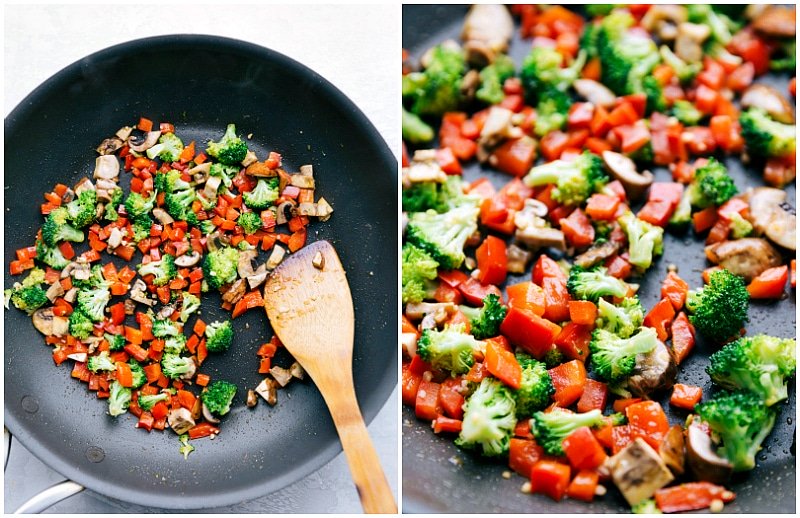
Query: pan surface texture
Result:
<box><xmin>402</xmin><ymin>5</ymin><xmax>796</xmax><ymax>514</ymax></box>
<box><xmin>4</xmin><ymin>35</ymin><xmax>397</xmax><ymax>509</ymax></box>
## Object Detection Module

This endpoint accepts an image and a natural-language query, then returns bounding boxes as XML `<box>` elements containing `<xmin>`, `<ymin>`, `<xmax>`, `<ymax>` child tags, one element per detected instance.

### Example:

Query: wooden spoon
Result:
<box><xmin>263</xmin><ymin>240</ymin><xmax>396</xmax><ymax>514</ymax></box>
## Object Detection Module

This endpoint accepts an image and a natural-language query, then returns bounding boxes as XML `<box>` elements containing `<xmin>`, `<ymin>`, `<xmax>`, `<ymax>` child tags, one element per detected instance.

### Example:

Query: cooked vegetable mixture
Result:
<box><xmin>6</xmin><ymin>118</ymin><xmax>331</xmax><ymax>454</ymax></box>
<box><xmin>402</xmin><ymin>4</ymin><xmax>795</xmax><ymax>513</ymax></box>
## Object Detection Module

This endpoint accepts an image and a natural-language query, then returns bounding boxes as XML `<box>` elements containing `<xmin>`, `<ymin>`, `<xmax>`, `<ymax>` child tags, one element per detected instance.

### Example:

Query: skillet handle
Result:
<box><xmin>14</xmin><ymin>481</ymin><xmax>85</xmax><ymax>514</ymax></box>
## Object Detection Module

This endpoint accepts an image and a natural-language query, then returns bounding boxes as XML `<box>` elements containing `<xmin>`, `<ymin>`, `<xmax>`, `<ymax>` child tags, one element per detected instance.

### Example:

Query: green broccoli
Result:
<box><xmin>513</xmin><ymin>355</ymin><xmax>555</xmax><ymax>417</ymax></box>
<box><xmin>68</xmin><ymin>309</ymin><xmax>94</xmax><ymax>339</ymax></box>
<box><xmin>740</xmin><ymin>108</ymin><xmax>797</xmax><ymax>159</ymax></box>
<box><xmin>154</xmin><ymin>169</ymin><xmax>189</xmax><ymax>193</ymax></box>
<box><xmin>164</xmin><ymin>188</ymin><xmax>199</xmax><ymax>225</ymax></box>
<box><xmin>671</xmin><ymin>99</ymin><xmax>703</xmax><ymax>125</ymax></box>
<box><xmin>585</xmin><ymin>4</ymin><xmax>619</xmax><ymax>17</ymax></box>
<box><xmin>105</xmin><ymin>333</ymin><xmax>126</xmax><ymax>351</ymax></box>
<box><xmin>728</xmin><ymin>212</ymin><xmax>753</xmax><ymax>239</ymax></box>
<box><xmin>87</xmin><ymin>351</ymin><xmax>117</xmax><ymax>373</ymax></box>
<box><xmin>10</xmin><ymin>286</ymin><xmax>48</xmax><ymax>315</ymax></box>
<box><xmin>137</xmin><ymin>255</ymin><xmax>177</xmax><ymax>286</ymax></box>
<box><xmin>152</xmin><ymin>318</ymin><xmax>181</xmax><ymax>338</ymax></box>
<box><xmin>580</xmin><ymin>20</ymin><xmax>601</xmax><ymax>58</ymax></box>
<box><xmin>130</xmin><ymin>214</ymin><xmax>153</xmax><ymax>243</ymax></box>
<box><xmin>161</xmin><ymin>354</ymin><xmax>196</xmax><ymax>379</ymax></box>
<box><xmin>543</xmin><ymin>346</ymin><xmax>566</xmax><ymax>369</ymax></box>
<box><xmin>467</xmin><ymin>294</ymin><xmax>508</xmax><ymax>340</ymax></box>
<box><xmin>237</xmin><ymin>211</ymin><xmax>263</xmax><ymax>234</ymax></box>
<box><xmin>41</xmin><ymin>207</ymin><xmax>85</xmax><ymax>248</ymax></box>
<box><xmin>402</xmin><ymin>176</ymin><xmax>471</xmax><ymax>214</ymax></box>
<box><xmin>20</xmin><ymin>268</ymin><xmax>45</xmax><ymax>288</ymax></box>
<box><xmin>416</xmin><ymin>323</ymin><xmax>481</xmax><ymax>376</ymax></box>
<box><xmin>695</xmin><ymin>391</ymin><xmax>776</xmax><ymax>472</ymax></box>
<box><xmin>530</xmin><ymin>408</ymin><xmax>604</xmax><ymax>456</ymax></box>
<box><xmin>243</xmin><ymin>178</ymin><xmax>280</xmax><ymax>210</ymax></box>
<box><xmin>65</xmin><ymin>189</ymin><xmax>97</xmax><ymax>228</ymax></box>
<box><xmin>707</xmin><ymin>334</ymin><xmax>796</xmax><ymax>406</ymax></box>
<box><xmin>533</xmin><ymin>91</ymin><xmax>573</xmax><ymax>137</ymax></box>
<box><xmin>205</xmin><ymin>320</ymin><xmax>234</xmax><ymax>353</ymax></box>
<box><xmin>770</xmin><ymin>41</ymin><xmax>796</xmax><ymax>72</ymax></box>
<box><xmin>107</xmin><ymin>380</ymin><xmax>132</xmax><ymax>417</ymax></box>
<box><xmin>590</xmin><ymin>327</ymin><xmax>659</xmax><ymax>383</ymax></box>
<box><xmin>202</xmin><ymin>380</ymin><xmax>238</xmax><ymax>416</ymax></box>
<box><xmin>632</xmin><ymin>499</ymin><xmax>662</xmax><ymax>514</ymax></box>
<box><xmin>402</xmin><ymin>44</ymin><xmax>465</xmax><ymax>117</ymax></box>
<box><xmin>206</xmin><ymin>124</ymin><xmax>248</xmax><ymax>165</ymax></box>
<box><xmin>668</xmin><ymin>186</ymin><xmax>693</xmax><ymax>229</ymax></box>
<box><xmin>202</xmin><ymin>246</ymin><xmax>239</xmax><ymax>289</ymax></box>
<box><xmin>402</xmin><ymin>106</ymin><xmax>434</xmax><ymax>144</ymax></box>
<box><xmin>179</xmin><ymin>293</ymin><xmax>200</xmax><ymax>323</ymax></box>
<box><xmin>455</xmin><ymin>378</ymin><xmax>517</xmax><ymax>457</ymax></box>
<box><xmin>128</xmin><ymin>359</ymin><xmax>146</xmax><ymax>389</ymax></box>
<box><xmin>104</xmin><ymin>187</ymin><xmax>124</xmax><ymax>222</ymax></box>
<box><xmin>137</xmin><ymin>392</ymin><xmax>170</xmax><ymax>411</ymax></box>
<box><xmin>520</xmin><ymin>46</ymin><xmax>585</xmax><ymax>103</ymax></box>
<box><xmin>146</xmin><ymin>132</ymin><xmax>184</xmax><ymax>162</ymax></box>
<box><xmin>686</xmin><ymin>269</ymin><xmax>749</xmax><ymax>343</ymax></box>
<box><xmin>659</xmin><ymin>46</ymin><xmax>700</xmax><ymax>84</ymax></box>
<box><xmin>687</xmin><ymin>4</ymin><xmax>739</xmax><ymax>47</ymax></box>
<box><xmin>401</xmin><ymin>243</ymin><xmax>439</xmax><ymax>305</ymax></box>
<box><xmin>567</xmin><ymin>265</ymin><xmax>629</xmax><ymax>302</ymax></box>
<box><xmin>476</xmin><ymin>54</ymin><xmax>515</xmax><ymax>105</ymax></box>
<box><xmin>688</xmin><ymin>158</ymin><xmax>738</xmax><ymax>209</ymax></box>
<box><xmin>209</xmin><ymin>163</ymin><xmax>240</xmax><ymax>189</ymax></box>
<box><xmin>123</xmin><ymin>191</ymin><xmax>155</xmax><ymax>222</ymax></box>
<box><xmin>596</xmin><ymin>10</ymin><xmax>660</xmax><ymax>95</ymax></box>
<box><xmin>77</xmin><ymin>285</ymin><xmax>111</xmax><ymax>322</ymax></box>
<box><xmin>179</xmin><ymin>434</ymin><xmax>195</xmax><ymax>459</ymax></box>
<box><xmin>405</xmin><ymin>203</ymin><xmax>479</xmax><ymax>270</ymax></box>
<box><xmin>618</xmin><ymin>211</ymin><xmax>663</xmax><ymax>270</ymax></box>
<box><xmin>595</xmin><ymin>297</ymin><xmax>644</xmax><ymax>339</ymax></box>
<box><xmin>523</xmin><ymin>151</ymin><xmax>608</xmax><ymax>206</ymax></box>
<box><xmin>642</xmin><ymin>76</ymin><xmax>666</xmax><ymax>115</ymax></box>
<box><xmin>164</xmin><ymin>335</ymin><xmax>187</xmax><ymax>355</ymax></box>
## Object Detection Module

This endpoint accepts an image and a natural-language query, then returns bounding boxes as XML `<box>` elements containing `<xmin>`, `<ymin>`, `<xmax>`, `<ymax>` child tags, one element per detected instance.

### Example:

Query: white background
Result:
<box><xmin>4</xmin><ymin>3</ymin><xmax>399</xmax><ymax>513</ymax></box>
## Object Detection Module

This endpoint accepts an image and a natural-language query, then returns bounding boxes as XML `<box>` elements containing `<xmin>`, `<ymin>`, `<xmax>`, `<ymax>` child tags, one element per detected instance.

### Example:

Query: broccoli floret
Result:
<box><xmin>530</xmin><ymin>408</ymin><xmax>604</xmax><ymax>456</ymax></box>
<box><xmin>77</xmin><ymin>285</ymin><xmax>111</xmax><ymax>322</ymax></box>
<box><xmin>146</xmin><ymin>132</ymin><xmax>184</xmax><ymax>162</ymax></box>
<box><xmin>543</xmin><ymin>347</ymin><xmax>566</xmax><ymax>369</ymax></box>
<box><xmin>21</xmin><ymin>268</ymin><xmax>46</xmax><ymax>288</ymax></box>
<box><xmin>513</xmin><ymin>355</ymin><xmax>555</xmax><ymax>417</ymax></box>
<box><xmin>402</xmin><ymin>106</ymin><xmax>434</xmax><ymax>144</ymax></box>
<box><xmin>595</xmin><ymin>297</ymin><xmax>644</xmax><ymax>338</ymax></box>
<box><xmin>237</xmin><ymin>212</ymin><xmax>262</xmax><ymax>235</ymax></box>
<box><xmin>179</xmin><ymin>293</ymin><xmax>200</xmax><ymax>323</ymax></box>
<box><xmin>202</xmin><ymin>246</ymin><xmax>239</xmax><ymax>289</ymax></box>
<box><xmin>524</xmin><ymin>151</ymin><xmax>608</xmax><ymax>206</ymax></box>
<box><xmin>179</xmin><ymin>434</ymin><xmax>195</xmax><ymax>459</ymax></box>
<box><xmin>206</xmin><ymin>124</ymin><xmax>248</xmax><ymax>165</ymax></box>
<box><xmin>686</xmin><ymin>269</ymin><xmax>749</xmax><ymax>343</ymax></box>
<box><xmin>401</xmin><ymin>243</ymin><xmax>439</xmax><ymax>305</ymax></box>
<box><xmin>209</xmin><ymin>163</ymin><xmax>240</xmax><ymax>189</ymax></box>
<box><xmin>402</xmin><ymin>176</ymin><xmax>472</xmax><ymax>214</ymax></box>
<box><xmin>243</xmin><ymin>178</ymin><xmax>280</xmax><ymax>210</ymax></box>
<box><xmin>740</xmin><ymin>108</ymin><xmax>797</xmax><ymax>159</ymax></box>
<box><xmin>87</xmin><ymin>351</ymin><xmax>116</xmax><ymax>373</ymax></box>
<box><xmin>138</xmin><ymin>392</ymin><xmax>169</xmax><ymax>411</ymax></box>
<box><xmin>68</xmin><ymin>309</ymin><xmax>94</xmax><ymax>339</ymax></box>
<box><xmin>585</xmin><ymin>4</ymin><xmax>619</xmax><ymax>17</ymax></box>
<box><xmin>152</xmin><ymin>318</ymin><xmax>181</xmax><ymax>338</ymax></box>
<box><xmin>73</xmin><ymin>264</ymin><xmax>107</xmax><ymax>290</ymax></box>
<box><xmin>130</xmin><ymin>214</ymin><xmax>153</xmax><ymax>243</ymax></box>
<box><xmin>642</xmin><ymin>76</ymin><xmax>666</xmax><ymax>115</ymax></box>
<box><xmin>520</xmin><ymin>46</ymin><xmax>585</xmax><ymax>103</ymax></box>
<box><xmin>202</xmin><ymin>380</ymin><xmax>238</xmax><ymax>416</ymax></box>
<box><xmin>155</xmin><ymin>169</ymin><xmax>191</xmax><ymax>193</ymax></box>
<box><xmin>687</xmin><ymin>4</ymin><xmax>739</xmax><ymax>47</ymax></box>
<box><xmin>123</xmin><ymin>191</ymin><xmax>155</xmax><ymax>222</ymax></box>
<box><xmin>671</xmin><ymin>99</ymin><xmax>703</xmax><ymax>125</ymax></box>
<box><xmin>567</xmin><ymin>265</ymin><xmax>628</xmax><ymax>302</ymax></box>
<box><xmin>41</xmin><ymin>207</ymin><xmax>85</xmax><ymax>248</ymax></box>
<box><xmin>199</xmin><ymin>220</ymin><xmax>217</xmax><ymax>235</ymax></box>
<box><xmin>658</xmin><ymin>46</ymin><xmax>700</xmax><ymax>84</ymax></box>
<box><xmin>104</xmin><ymin>187</ymin><xmax>124</xmax><ymax>222</ymax></box>
<box><xmin>205</xmin><ymin>320</ymin><xmax>234</xmax><ymax>353</ymax></box>
<box><xmin>632</xmin><ymin>499</ymin><xmax>662</xmax><ymax>514</ymax></box>
<box><xmin>618</xmin><ymin>211</ymin><xmax>663</xmax><ymax>270</ymax></box>
<box><xmin>707</xmin><ymin>334</ymin><xmax>796</xmax><ymax>406</ymax></box>
<box><xmin>770</xmin><ymin>41</ymin><xmax>796</xmax><ymax>72</ymax></box>
<box><xmin>534</xmin><ymin>91</ymin><xmax>573</xmax><ymax>137</ymax></box>
<box><xmin>107</xmin><ymin>380</ymin><xmax>132</xmax><ymax>417</ymax></box>
<box><xmin>728</xmin><ymin>212</ymin><xmax>753</xmax><ymax>239</ymax></box>
<box><xmin>455</xmin><ymin>378</ymin><xmax>517</xmax><ymax>457</ymax></box>
<box><xmin>476</xmin><ymin>54</ymin><xmax>515</xmax><ymax>105</ymax></box>
<box><xmin>405</xmin><ymin>203</ymin><xmax>479</xmax><ymax>270</ymax></box>
<box><xmin>597</xmin><ymin>10</ymin><xmax>659</xmax><ymax>95</ymax></box>
<box><xmin>687</xmin><ymin>158</ymin><xmax>738</xmax><ymax>209</ymax></box>
<box><xmin>164</xmin><ymin>335</ymin><xmax>187</xmax><ymax>355</ymax></box>
<box><xmin>164</xmin><ymin>188</ymin><xmax>198</xmax><ymax>225</ymax></box>
<box><xmin>137</xmin><ymin>255</ymin><xmax>177</xmax><ymax>286</ymax></box>
<box><xmin>10</xmin><ymin>286</ymin><xmax>48</xmax><ymax>315</ymax></box>
<box><xmin>105</xmin><ymin>333</ymin><xmax>125</xmax><ymax>351</ymax></box>
<box><xmin>128</xmin><ymin>359</ymin><xmax>146</xmax><ymax>389</ymax></box>
<box><xmin>590</xmin><ymin>327</ymin><xmax>659</xmax><ymax>383</ymax></box>
<box><xmin>668</xmin><ymin>187</ymin><xmax>693</xmax><ymax>229</ymax></box>
<box><xmin>65</xmin><ymin>190</ymin><xmax>97</xmax><ymax>228</ymax></box>
<box><xmin>417</xmin><ymin>323</ymin><xmax>481</xmax><ymax>376</ymax></box>
<box><xmin>580</xmin><ymin>21</ymin><xmax>601</xmax><ymax>58</ymax></box>
<box><xmin>695</xmin><ymin>391</ymin><xmax>777</xmax><ymax>471</ymax></box>
<box><xmin>161</xmin><ymin>354</ymin><xmax>196</xmax><ymax>379</ymax></box>
<box><xmin>469</xmin><ymin>294</ymin><xmax>508</xmax><ymax>340</ymax></box>
<box><xmin>403</xmin><ymin>44</ymin><xmax>465</xmax><ymax>117</ymax></box>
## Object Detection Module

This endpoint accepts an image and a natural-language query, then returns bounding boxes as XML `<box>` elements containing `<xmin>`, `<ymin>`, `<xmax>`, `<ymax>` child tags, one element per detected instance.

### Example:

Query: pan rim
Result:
<box><xmin>4</xmin><ymin>33</ymin><xmax>397</xmax><ymax>510</ymax></box>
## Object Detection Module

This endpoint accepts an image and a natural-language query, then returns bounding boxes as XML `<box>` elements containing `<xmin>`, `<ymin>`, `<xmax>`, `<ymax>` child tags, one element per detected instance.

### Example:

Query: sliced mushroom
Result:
<box><xmin>106</xmin><ymin>227</ymin><xmax>124</xmax><ymax>250</ymax></box>
<box><xmin>71</xmin><ymin>262</ymin><xmax>92</xmax><ymax>281</ymax></box>
<box><xmin>241</xmin><ymin>150</ymin><xmax>258</xmax><ymax>167</ymax></box>
<box><xmin>641</xmin><ymin>5</ymin><xmax>688</xmax><ymax>35</ymax></box>
<box><xmin>115</xmin><ymin>126</ymin><xmax>133</xmax><ymax>141</ymax></box>
<box><xmin>573</xmin><ymin>79</ymin><xmax>617</xmax><ymax>108</ymax></box>
<box><xmin>602</xmin><ymin>151</ymin><xmax>654</xmax><ymax>200</ymax></box>
<box><xmin>67</xmin><ymin>352</ymin><xmax>88</xmax><ymax>363</ymax></box>
<box><xmin>290</xmin><ymin>174</ymin><xmax>315</xmax><ymax>189</ymax></box>
<box><xmin>151</xmin><ymin>207</ymin><xmax>175</xmax><ymax>226</ymax></box>
<box><xmin>515</xmin><ymin>225</ymin><xmax>566</xmax><ymax>251</ymax></box>
<box><xmin>96</xmin><ymin>137</ymin><xmax>124</xmax><ymax>156</ymax></box>
<box><xmin>51</xmin><ymin>315</ymin><xmax>69</xmax><ymax>337</ymax></box>
<box><xmin>275</xmin><ymin>201</ymin><xmax>296</xmax><ymax>226</ymax></box>
<box><xmin>238</xmin><ymin>250</ymin><xmax>257</xmax><ymax>278</ymax></box>
<box><xmin>627</xmin><ymin>339</ymin><xmax>676</xmax><ymax>397</ymax></box>
<box><xmin>685</xmin><ymin>417</ymin><xmax>733</xmax><ymax>484</ymax></box>
<box><xmin>506</xmin><ymin>243</ymin><xmax>532</xmax><ymax>274</ymax></box>
<box><xmin>95</xmin><ymin>178</ymin><xmax>118</xmax><ymax>203</ymax></box>
<box><xmin>270</xmin><ymin>365</ymin><xmax>293</xmax><ymax>387</ymax></box>
<box><xmin>297</xmin><ymin>202</ymin><xmax>317</xmax><ymax>217</ymax></box>
<box><xmin>123</xmin><ymin>298</ymin><xmax>136</xmax><ymax>315</ymax></box>
<box><xmin>460</xmin><ymin>69</ymin><xmax>481</xmax><ymax>101</ymax></box>
<box><xmin>741</xmin><ymin>84</ymin><xmax>795</xmax><ymax>124</ymax></box>
<box><xmin>608</xmin><ymin>438</ymin><xmax>675</xmax><ymax>506</ymax></box>
<box><xmin>752</xmin><ymin>6</ymin><xmax>796</xmax><ymax>38</ymax></box>
<box><xmin>202</xmin><ymin>403</ymin><xmax>221</xmax><ymax>424</ymax></box>
<box><xmin>401</xmin><ymin>332</ymin><xmax>418</xmax><ymax>358</ymax></box>
<box><xmin>32</xmin><ymin>308</ymin><xmax>56</xmax><ymax>335</ymax></box>
<box><xmin>221</xmin><ymin>279</ymin><xmax>247</xmax><ymax>305</ymax></box>
<box><xmin>74</xmin><ymin>177</ymin><xmax>95</xmax><ymax>195</ymax></box>
<box><xmin>129</xmin><ymin>279</ymin><xmax>154</xmax><ymax>306</ymax></box>
<box><xmin>45</xmin><ymin>281</ymin><xmax>65</xmax><ymax>302</ymax></box>
<box><xmin>255</xmin><ymin>378</ymin><xmax>278</xmax><ymax>406</ymax></box>
<box><xmin>404</xmin><ymin>302</ymin><xmax>456</xmax><ymax>324</ymax></box>
<box><xmin>179</xmin><ymin>359</ymin><xmax>197</xmax><ymax>381</ymax></box>
<box><xmin>266</xmin><ymin>245</ymin><xmax>286</xmax><ymax>270</ymax></box>
<box><xmin>202</xmin><ymin>175</ymin><xmax>222</xmax><ymax>203</ymax></box>
<box><xmin>246</xmin><ymin>268</ymin><xmax>268</xmax><ymax>290</ymax></box>
<box><xmin>575</xmin><ymin>240</ymin><xmax>621</xmax><ymax>269</ymax></box>
<box><xmin>174</xmin><ymin>251</ymin><xmax>201</xmax><ymax>267</ymax></box>
<box><xmin>675</xmin><ymin>22</ymin><xmax>711</xmax><ymax>63</ymax></box>
<box><xmin>461</xmin><ymin>4</ymin><xmax>513</xmax><ymax>67</ymax></box>
<box><xmin>745</xmin><ymin>187</ymin><xmax>796</xmax><ymax>250</ymax></box>
<box><xmin>289</xmin><ymin>362</ymin><xmax>305</xmax><ymax>380</ymax></box>
<box><xmin>156</xmin><ymin>304</ymin><xmax>176</xmax><ymax>320</ymax></box>
<box><xmin>186</xmin><ymin>162</ymin><xmax>212</xmax><ymax>177</ymax></box>
<box><xmin>168</xmin><ymin>407</ymin><xmax>196</xmax><ymax>435</ymax></box>
<box><xmin>93</xmin><ymin>155</ymin><xmax>120</xmax><ymax>180</ymax></box>
<box><xmin>705</xmin><ymin>238</ymin><xmax>783</xmax><ymax>282</ymax></box>
<box><xmin>61</xmin><ymin>187</ymin><xmax>75</xmax><ymax>204</ymax></box>
<box><xmin>659</xmin><ymin>425</ymin><xmax>686</xmax><ymax>476</ymax></box>
<box><xmin>315</xmin><ymin>197</ymin><xmax>334</xmax><ymax>221</ymax></box>
<box><xmin>404</xmin><ymin>159</ymin><xmax>447</xmax><ymax>185</ymax></box>
<box><xmin>246</xmin><ymin>389</ymin><xmax>258</xmax><ymax>408</ymax></box>
<box><xmin>128</xmin><ymin>131</ymin><xmax>161</xmax><ymax>153</ymax></box>
<box><xmin>477</xmin><ymin>107</ymin><xmax>521</xmax><ymax>160</ymax></box>
<box><xmin>63</xmin><ymin>288</ymin><xmax>78</xmax><ymax>304</ymax></box>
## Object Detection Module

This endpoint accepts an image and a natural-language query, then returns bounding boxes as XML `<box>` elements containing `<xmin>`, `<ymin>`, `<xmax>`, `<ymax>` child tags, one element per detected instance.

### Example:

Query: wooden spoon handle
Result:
<box><xmin>320</xmin><ymin>380</ymin><xmax>396</xmax><ymax>514</ymax></box>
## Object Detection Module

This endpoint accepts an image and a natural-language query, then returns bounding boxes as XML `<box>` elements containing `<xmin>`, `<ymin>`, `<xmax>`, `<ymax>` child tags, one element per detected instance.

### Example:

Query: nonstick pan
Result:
<box><xmin>4</xmin><ymin>35</ymin><xmax>397</xmax><ymax>510</ymax></box>
<box><xmin>402</xmin><ymin>5</ymin><xmax>796</xmax><ymax>513</ymax></box>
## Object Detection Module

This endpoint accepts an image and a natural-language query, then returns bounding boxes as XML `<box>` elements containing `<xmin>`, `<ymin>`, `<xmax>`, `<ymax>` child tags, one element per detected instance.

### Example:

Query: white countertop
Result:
<box><xmin>4</xmin><ymin>4</ymin><xmax>398</xmax><ymax>513</ymax></box>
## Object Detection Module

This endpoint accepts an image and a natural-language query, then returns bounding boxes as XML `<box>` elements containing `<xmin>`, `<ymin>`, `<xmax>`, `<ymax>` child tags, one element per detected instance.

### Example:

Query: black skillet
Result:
<box><xmin>402</xmin><ymin>5</ymin><xmax>796</xmax><ymax>514</ymax></box>
<box><xmin>4</xmin><ymin>35</ymin><xmax>397</xmax><ymax>510</ymax></box>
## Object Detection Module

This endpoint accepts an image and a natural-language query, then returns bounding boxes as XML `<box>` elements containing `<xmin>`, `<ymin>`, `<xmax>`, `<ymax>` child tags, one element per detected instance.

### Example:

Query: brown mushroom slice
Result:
<box><xmin>506</xmin><ymin>243</ymin><xmax>532</xmax><ymax>274</ymax></box>
<box><xmin>575</xmin><ymin>240</ymin><xmax>621</xmax><ymax>269</ymax></box>
<box><xmin>32</xmin><ymin>308</ymin><xmax>57</xmax><ymax>335</ymax></box>
<box><xmin>237</xmin><ymin>250</ymin><xmax>257</xmax><ymax>278</ymax></box>
<box><xmin>174</xmin><ymin>251</ymin><xmax>201</xmax><ymax>267</ymax></box>
<box><xmin>627</xmin><ymin>339</ymin><xmax>676</xmax><ymax>397</ymax></box>
<box><xmin>96</xmin><ymin>137</ymin><xmax>124</xmax><ymax>156</ymax></box>
<box><xmin>461</xmin><ymin>4</ymin><xmax>513</xmax><ymax>67</ymax></box>
<box><xmin>659</xmin><ymin>425</ymin><xmax>686</xmax><ymax>476</ymax></box>
<box><xmin>745</xmin><ymin>187</ymin><xmax>796</xmax><ymax>250</ymax></box>
<box><xmin>705</xmin><ymin>238</ymin><xmax>782</xmax><ymax>282</ymax></box>
<box><xmin>221</xmin><ymin>278</ymin><xmax>246</xmax><ymax>305</ymax></box>
<box><xmin>93</xmin><ymin>155</ymin><xmax>120</xmax><ymax>180</ymax></box>
<box><xmin>270</xmin><ymin>366</ymin><xmax>293</xmax><ymax>387</ymax></box>
<box><xmin>289</xmin><ymin>362</ymin><xmax>305</xmax><ymax>380</ymax></box>
<box><xmin>404</xmin><ymin>302</ymin><xmax>456</xmax><ymax>321</ymax></box>
<box><xmin>74</xmin><ymin>177</ymin><xmax>95</xmax><ymax>196</ymax></box>
<box><xmin>460</xmin><ymin>69</ymin><xmax>481</xmax><ymax>101</ymax></box>
<box><xmin>675</xmin><ymin>22</ymin><xmax>711</xmax><ymax>63</ymax></box>
<box><xmin>515</xmin><ymin>225</ymin><xmax>566</xmax><ymax>252</ymax></box>
<box><xmin>573</xmin><ymin>79</ymin><xmax>617</xmax><ymax>108</ymax></box>
<box><xmin>685</xmin><ymin>418</ymin><xmax>733</xmax><ymax>484</ymax></box>
<box><xmin>128</xmin><ymin>131</ymin><xmax>161</xmax><ymax>153</ymax></box>
<box><xmin>168</xmin><ymin>407</ymin><xmax>196</xmax><ymax>435</ymax></box>
<box><xmin>608</xmin><ymin>438</ymin><xmax>675</xmax><ymax>506</ymax></box>
<box><xmin>201</xmin><ymin>403</ymin><xmax>221</xmax><ymax>424</ymax></box>
<box><xmin>246</xmin><ymin>390</ymin><xmax>258</xmax><ymax>408</ymax></box>
<box><xmin>602</xmin><ymin>151</ymin><xmax>654</xmax><ymax>200</ymax></box>
<box><xmin>255</xmin><ymin>378</ymin><xmax>278</xmax><ymax>406</ymax></box>
<box><xmin>752</xmin><ymin>6</ymin><xmax>796</xmax><ymax>38</ymax></box>
<box><xmin>741</xmin><ymin>84</ymin><xmax>795</xmax><ymax>124</ymax></box>
<box><xmin>45</xmin><ymin>281</ymin><xmax>65</xmax><ymax>302</ymax></box>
